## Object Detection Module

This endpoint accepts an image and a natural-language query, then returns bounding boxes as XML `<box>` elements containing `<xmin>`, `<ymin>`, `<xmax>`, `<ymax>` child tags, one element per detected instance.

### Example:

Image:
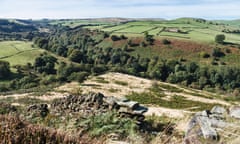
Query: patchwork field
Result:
<box><xmin>82</xmin><ymin>18</ymin><xmax>240</xmax><ymax>44</ymax></box>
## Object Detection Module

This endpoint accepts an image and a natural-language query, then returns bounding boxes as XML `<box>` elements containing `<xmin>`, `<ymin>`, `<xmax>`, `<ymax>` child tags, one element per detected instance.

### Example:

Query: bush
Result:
<box><xmin>111</xmin><ymin>35</ymin><xmax>121</xmax><ymax>41</ymax></box>
<box><xmin>162</xmin><ymin>39</ymin><xmax>171</xmax><ymax>45</ymax></box>
<box><xmin>215</xmin><ymin>34</ymin><xmax>225</xmax><ymax>44</ymax></box>
<box><xmin>40</xmin><ymin>75</ymin><xmax>58</xmax><ymax>85</ymax></box>
<box><xmin>212</xmin><ymin>48</ymin><xmax>225</xmax><ymax>57</ymax></box>
<box><xmin>67</xmin><ymin>72</ymin><xmax>89</xmax><ymax>83</ymax></box>
<box><xmin>78</xmin><ymin>112</ymin><xmax>137</xmax><ymax>137</ymax></box>
<box><xmin>200</xmin><ymin>52</ymin><xmax>210</xmax><ymax>58</ymax></box>
<box><xmin>120</xmin><ymin>34</ymin><xmax>127</xmax><ymax>40</ymax></box>
<box><xmin>0</xmin><ymin>60</ymin><xmax>10</xmax><ymax>79</ymax></box>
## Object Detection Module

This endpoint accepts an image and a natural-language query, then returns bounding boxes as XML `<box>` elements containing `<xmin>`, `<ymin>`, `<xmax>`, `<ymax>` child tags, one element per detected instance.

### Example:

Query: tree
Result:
<box><xmin>144</xmin><ymin>32</ymin><xmax>154</xmax><ymax>45</ymax></box>
<box><xmin>212</xmin><ymin>48</ymin><xmax>225</xmax><ymax>57</ymax></box>
<box><xmin>68</xmin><ymin>49</ymin><xmax>84</xmax><ymax>63</ymax></box>
<box><xmin>34</xmin><ymin>54</ymin><xmax>57</xmax><ymax>74</ymax></box>
<box><xmin>215</xmin><ymin>34</ymin><xmax>225</xmax><ymax>44</ymax></box>
<box><xmin>0</xmin><ymin>60</ymin><xmax>10</xmax><ymax>79</ymax></box>
<box><xmin>162</xmin><ymin>39</ymin><xmax>171</xmax><ymax>45</ymax></box>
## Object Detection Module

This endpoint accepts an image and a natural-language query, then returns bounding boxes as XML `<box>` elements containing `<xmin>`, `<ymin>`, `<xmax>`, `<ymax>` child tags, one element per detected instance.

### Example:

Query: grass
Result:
<box><xmin>116</xmin><ymin>25</ymin><xmax>156</xmax><ymax>34</ymax></box>
<box><xmin>157</xmin><ymin>83</ymin><xmax>183</xmax><ymax>93</ymax></box>
<box><xmin>0</xmin><ymin>41</ymin><xmax>43</xmax><ymax>66</ymax></box>
<box><xmin>78</xmin><ymin>112</ymin><xmax>138</xmax><ymax>138</ymax></box>
<box><xmin>126</xmin><ymin>83</ymin><xmax>217</xmax><ymax>111</ymax></box>
<box><xmin>108</xmin><ymin>88</ymin><xmax>119</xmax><ymax>93</ymax></box>
<box><xmin>86</xmin><ymin>19</ymin><xmax>240</xmax><ymax>44</ymax></box>
<box><xmin>126</xmin><ymin>92</ymin><xmax>217</xmax><ymax>111</ymax></box>
<box><xmin>0</xmin><ymin>96</ymin><xmax>49</xmax><ymax>105</ymax></box>
<box><xmin>94</xmin><ymin>77</ymin><xmax>109</xmax><ymax>84</ymax></box>
<box><xmin>50</xmin><ymin>19</ymin><xmax>111</xmax><ymax>28</ymax></box>
<box><xmin>114</xmin><ymin>80</ymin><xmax>128</xmax><ymax>86</ymax></box>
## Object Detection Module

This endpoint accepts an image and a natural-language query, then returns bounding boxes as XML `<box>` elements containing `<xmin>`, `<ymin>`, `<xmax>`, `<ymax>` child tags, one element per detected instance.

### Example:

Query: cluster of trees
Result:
<box><xmin>0</xmin><ymin>26</ymin><xmax>238</xmax><ymax>93</ymax></box>
<box><xmin>0</xmin><ymin>61</ymin><xmax>10</xmax><ymax>79</ymax></box>
<box><xmin>32</xmin><ymin>28</ymin><xmax>240</xmax><ymax>93</ymax></box>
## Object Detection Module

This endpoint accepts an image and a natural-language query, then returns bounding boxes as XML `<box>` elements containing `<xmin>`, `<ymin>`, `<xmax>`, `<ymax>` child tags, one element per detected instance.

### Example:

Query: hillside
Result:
<box><xmin>1</xmin><ymin>18</ymin><xmax>240</xmax><ymax>143</ymax></box>
<box><xmin>0</xmin><ymin>72</ymin><xmax>239</xmax><ymax>143</ymax></box>
<box><xmin>56</xmin><ymin>18</ymin><xmax>240</xmax><ymax>44</ymax></box>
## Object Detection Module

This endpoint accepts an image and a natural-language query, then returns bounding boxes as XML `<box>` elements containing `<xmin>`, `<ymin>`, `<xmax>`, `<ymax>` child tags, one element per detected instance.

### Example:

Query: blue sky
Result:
<box><xmin>0</xmin><ymin>0</ymin><xmax>240</xmax><ymax>19</ymax></box>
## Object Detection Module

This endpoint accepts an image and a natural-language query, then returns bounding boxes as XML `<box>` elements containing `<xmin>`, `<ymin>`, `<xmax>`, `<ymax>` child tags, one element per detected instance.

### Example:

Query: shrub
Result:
<box><xmin>0</xmin><ymin>60</ymin><xmax>10</xmax><ymax>79</ymax></box>
<box><xmin>78</xmin><ymin>112</ymin><xmax>137</xmax><ymax>137</ymax></box>
<box><xmin>162</xmin><ymin>39</ymin><xmax>171</xmax><ymax>45</ymax></box>
<box><xmin>120</xmin><ymin>34</ymin><xmax>127</xmax><ymax>40</ymax></box>
<box><xmin>67</xmin><ymin>72</ymin><xmax>89</xmax><ymax>83</ymax></box>
<box><xmin>212</xmin><ymin>48</ymin><xmax>225</xmax><ymax>57</ymax></box>
<box><xmin>111</xmin><ymin>35</ymin><xmax>121</xmax><ymax>41</ymax></box>
<box><xmin>215</xmin><ymin>34</ymin><xmax>225</xmax><ymax>44</ymax></box>
<box><xmin>200</xmin><ymin>52</ymin><xmax>210</xmax><ymax>58</ymax></box>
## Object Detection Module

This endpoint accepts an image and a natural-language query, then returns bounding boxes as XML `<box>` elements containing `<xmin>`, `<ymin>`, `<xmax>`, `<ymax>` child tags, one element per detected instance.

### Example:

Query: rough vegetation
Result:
<box><xmin>0</xmin><ymin>18</ymin><xmax>240</xmax><ymax>143</ymax></box>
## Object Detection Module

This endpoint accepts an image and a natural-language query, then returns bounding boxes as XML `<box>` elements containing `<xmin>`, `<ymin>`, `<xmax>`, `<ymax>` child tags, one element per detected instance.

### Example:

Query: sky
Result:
<box><xmin>0</xmin><ymin>0</ymin><xmax>240</xmax><ymax>20</ymax></box>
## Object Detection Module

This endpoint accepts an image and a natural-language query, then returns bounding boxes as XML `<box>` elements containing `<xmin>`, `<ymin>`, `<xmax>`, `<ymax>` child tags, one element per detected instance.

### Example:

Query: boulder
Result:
<box><xmin>210</xmin><ymin>106</ymin><xmax>226</xmax><ymax>115</ymax></box>
<box><xmin>229</xmin><ymin>106</ymin><xmax>240</xmax><ymax>119</ymax></box>
<box><xmin>184</xmin><ymin>106</ymin><xmax>240</xmax><ymax>144</ymax></box>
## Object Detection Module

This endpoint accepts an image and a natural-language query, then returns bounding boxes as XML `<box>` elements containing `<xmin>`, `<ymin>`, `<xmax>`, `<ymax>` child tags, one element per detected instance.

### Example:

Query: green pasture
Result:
<box><xmin>85</xmin><ymin>18</ymin><xmax>240</xmax><ymax>44</ymax></box>
<box><xmin>0</xmin><ymin>41</ymin><xmax>43</xmax><ymax>66</ymax></box>
<box><xmin>50</xmin><ymin>20</ymin><xmax>111</xmax><ymax>28</ymax></box>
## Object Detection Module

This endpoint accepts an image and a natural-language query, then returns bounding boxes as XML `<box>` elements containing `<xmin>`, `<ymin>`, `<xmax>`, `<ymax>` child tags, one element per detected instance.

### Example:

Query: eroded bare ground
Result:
<box><xmin>0</xmin><ymin>72</ymin><xmax>233</xmax><ymax>121</ymax></box>
<box><xmin>81</xmin><ymin>72</ymin><xmax>153</xmax><ymax>97</ymax></box>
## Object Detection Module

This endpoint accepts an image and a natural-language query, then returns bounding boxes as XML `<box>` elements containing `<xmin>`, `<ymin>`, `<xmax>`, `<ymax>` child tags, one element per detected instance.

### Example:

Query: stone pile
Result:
<box><xmin>51</xmin><ymin>92</ymin><xmax>148</xmax><ymax>121</ymax></box>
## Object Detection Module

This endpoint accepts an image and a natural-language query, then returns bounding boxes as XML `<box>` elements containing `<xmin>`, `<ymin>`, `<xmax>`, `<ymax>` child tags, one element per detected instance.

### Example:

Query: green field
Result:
<box><xmin>83</xmin><ymin>18</ymin><xmax>240</xmax><ymax>44</ymax></box>
<box><xmin>50</xmin><ymin>19</ymin><xmax>111</xmax><ymax>28</ymax></box>
<box><xmin>0</xmin><ymin>41</ymin><xmax>44</xmax><ymax>66</ymax></box>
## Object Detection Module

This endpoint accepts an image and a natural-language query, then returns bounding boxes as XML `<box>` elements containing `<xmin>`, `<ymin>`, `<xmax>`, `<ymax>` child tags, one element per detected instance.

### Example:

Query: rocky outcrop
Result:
<box><xmin>27</xmin><ymin>103</ymin><xmax>49</xmax><ymax>117</ymax></box>
<box><xmin>184</xmin><ymin>106</ymin><xmax>240</xmax><ymax>144</ymax></box>
<box><xmin>51</xmin><ymin>92</ymin><xmax>148</xmax><ymax>121</ymax></box>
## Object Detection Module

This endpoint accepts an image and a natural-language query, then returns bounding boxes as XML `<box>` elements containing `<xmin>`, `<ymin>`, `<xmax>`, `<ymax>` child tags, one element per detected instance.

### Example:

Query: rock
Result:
<box><xmin>51</xmin><ymin>92</ymin><xmax>148</xmax><ymax>122</ymax></box>
<box><xmin>116</xmin><ymin>100</ymin><xmax>139</xmax><ymax>110</ymax></box>
<box><xmin>184</xmin><ymin>105</ymin><xmax>240</xmax><ymax>144</ymax></box>
<box><xmin>210</xmin><ymin>106</ymin><xmax>226</xmax><ymax>115</ymax></box>
<box><xmin>132</xmin><ymin>105</ymin><xmax>148</xmax><ymax>115</ymax></box>
<box><xmin>229</xmin><ymin>106</ymin><xmax>240</xmax><ymax>119</ymax></box>
<box><xmin>196</xmin><ymin>115</ymin><xmax>218</xmax><ymax>139</ymax></box>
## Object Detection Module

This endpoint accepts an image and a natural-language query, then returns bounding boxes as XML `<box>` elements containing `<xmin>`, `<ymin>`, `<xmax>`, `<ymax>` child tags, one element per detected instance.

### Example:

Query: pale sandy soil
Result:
<box><xmin>81</xmin><ymin>72</ymin><xmax>153</xmax><ymax>97</ymax></box>
<box><xmin>0</xmin><ymin>72</ymin><xmax>233</xmax><ymax>120</ymax></box>
<box><xmin>0</xmin><ymin>92</ymin><xmax>67</xmax><ymax>102</ymax></box>
<box><xmin>144</xmin><ymin>107</ymin><xmax>192</xmax><ymax>118</ymax></box>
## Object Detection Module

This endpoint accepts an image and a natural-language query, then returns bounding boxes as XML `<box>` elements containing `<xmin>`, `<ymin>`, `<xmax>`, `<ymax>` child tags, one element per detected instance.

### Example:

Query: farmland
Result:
<box><xmin>0</xmin><ymin>41</ymin><xmax>43</xmax><ymax>66</ymax></box>
<box><xmin>80</xmin><ymin>18</ymin><xmax>240</xmax><ymax>44</ymax></box>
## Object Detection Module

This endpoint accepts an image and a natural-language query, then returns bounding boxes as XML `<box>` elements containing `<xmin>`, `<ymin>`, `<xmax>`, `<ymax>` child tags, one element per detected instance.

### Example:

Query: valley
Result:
<box><xmin>0</xmin><ymin>17</ymin><xmax>240</xmax><ymax>143</ymax></box>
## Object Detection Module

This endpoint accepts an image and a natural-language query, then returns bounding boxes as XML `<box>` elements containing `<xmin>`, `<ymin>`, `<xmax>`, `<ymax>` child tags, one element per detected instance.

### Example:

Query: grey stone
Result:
<box><xmin>116</xmin><ymin>100</ymin><xmax>139</xmax><ymax>110</ymax></box>
<box><xmin>229</xmin><ymin>106</ymin><xmax>240</xmax><ymax>119</ymax></box>
<box><xmin>196</xmin><ymin>116</ymin><xmax>218</xmax><ymax>139</ymax></box>
<box><xmin>51</xmin><ymin>92</ymin><xmax>148</xmax><ymax>122</ymax></box>
<box><xmin>211</xmin><ymin>106</ymin><xmax>226</xmax><ymax>115</ymax></box>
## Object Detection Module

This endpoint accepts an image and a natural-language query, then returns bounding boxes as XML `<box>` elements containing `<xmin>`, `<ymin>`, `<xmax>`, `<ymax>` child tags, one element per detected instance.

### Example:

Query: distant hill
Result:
<box><xmin>213</xmin><ymin>19</ymin><xmax>240</xmax><ymax>27</ymax></box>
<box><xmin>0</xmin><ymin>19</ymin><xmax>37</xmax><ymax>33</ymax></box>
